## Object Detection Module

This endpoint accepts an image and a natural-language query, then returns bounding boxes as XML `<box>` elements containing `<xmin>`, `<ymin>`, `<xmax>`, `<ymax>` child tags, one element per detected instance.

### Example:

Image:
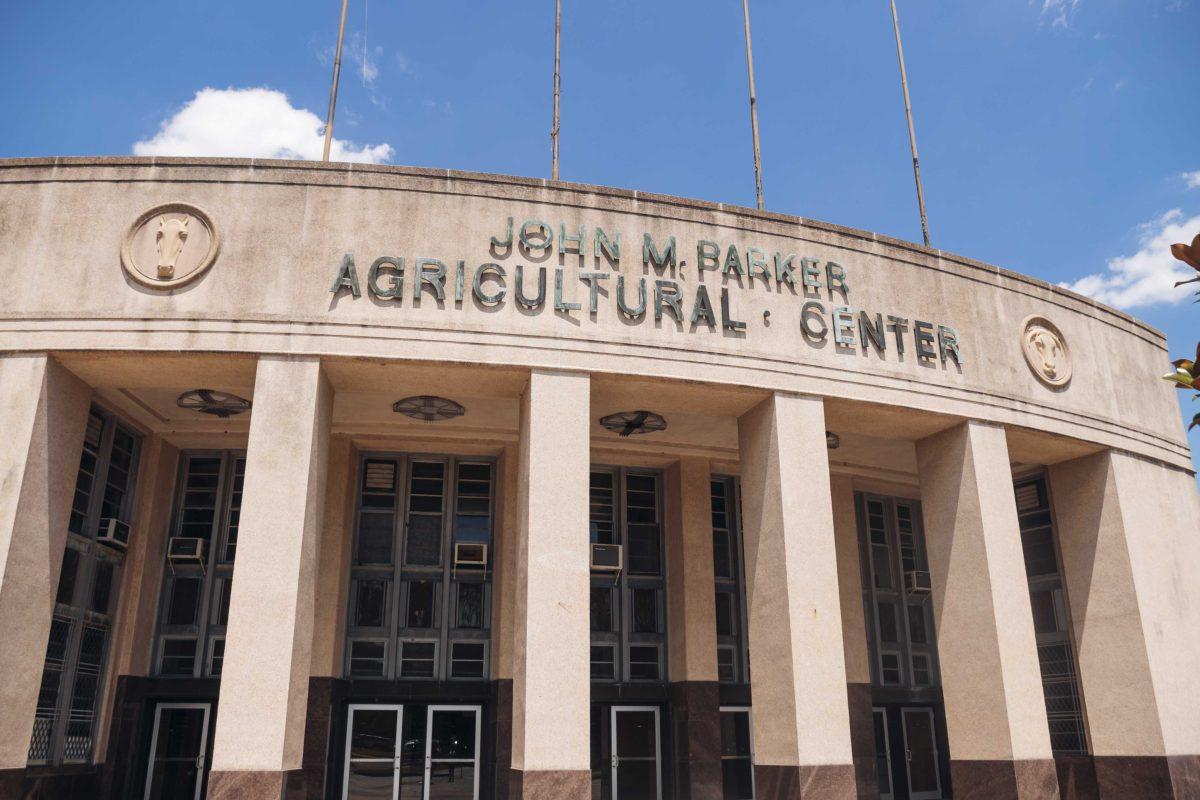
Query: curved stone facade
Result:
<box><xmin>0</xmin><ymin>158</ymin><xmax>1196</xmax><ymax>800</ymax></box>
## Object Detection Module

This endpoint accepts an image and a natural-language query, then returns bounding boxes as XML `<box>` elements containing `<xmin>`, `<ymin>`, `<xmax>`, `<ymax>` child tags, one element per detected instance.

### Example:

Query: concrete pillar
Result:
<box><xmin>830</xmin><ymin>475</ymin><xmax>877</xmax><ymax>800</ymax></box>
<box><xmin>737</xmin><ymin>393</ymin><xmax>856</xmax><ymax>799</ymax></box>
<box><xmin>208</xmin><ymin>356</ymin><xmax>332</xmax><ymax>799</ymax></box>
<box><xmin>665</xmin><ymin>456</ymin><xmax>722</xmax><ymax>800</ymax></box>
<box><xmin>915</xmin><ymin>421</ymin><xmax>1058</xmax><ymax>799</ymax></box>
<box><xmin>509</xmin><ymin>370</ymin><xmax>591</xmax><ymax>798</ymax></box>
<box><xmin>309</xmin><ymin>434</ymin><xmax>355</xmax><ymax>677</ymax></box>
<box><xmin>492</xmin><ymin>443</ymin><xmax>519</xmax><ymax>800</ymax></box>
<box><xmin>0</xmin><ymin>354</ymin><xmax>90</xmax><ymax>791</ymax></box>
<box><xmin>1049</xmin><ymin>451</ymin><xmax>1200</xmax><ymax>798</ymax></box>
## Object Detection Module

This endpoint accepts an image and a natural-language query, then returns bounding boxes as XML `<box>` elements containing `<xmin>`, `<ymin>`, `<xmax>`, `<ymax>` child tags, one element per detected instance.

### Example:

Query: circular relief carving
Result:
<box><xmin>121</xmin><ymin>202</ymin><xmax>220</xmax><ymax>289</ymax></box>
<box><xmin>1021</xmin><ymin>315</ymin><xmax>1071</xmax><ymax>388</ymax></box>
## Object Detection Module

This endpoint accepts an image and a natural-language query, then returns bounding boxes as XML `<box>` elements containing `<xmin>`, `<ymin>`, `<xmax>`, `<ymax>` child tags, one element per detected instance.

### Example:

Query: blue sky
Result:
<box><xmin>2</xmin><ymin>0</ymin><xmax>1198</xmax><ymax>465</ymax></box>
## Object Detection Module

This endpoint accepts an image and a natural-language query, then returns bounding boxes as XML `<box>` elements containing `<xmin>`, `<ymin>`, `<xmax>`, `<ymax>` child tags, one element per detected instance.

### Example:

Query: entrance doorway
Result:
<box><xmin>873</xmin><ymin>708</ymin><xmax>894</xmax><ymax>800</ymax></box>
<box><xmin>900</xmin><ymin>707</ymin><xmax>942</xmax><ymax>800</ymax></box>
<box><xmin>610</xmin><ymin>706</ymin><xmax>662</xmax><ymax>800</ymax></box>
<box><xmin>342</xmin><ymin>704</ymin><xmax>481</xmax><ymax>800</ymax></box>
<box><xmin>719</xmin><ymin>706</ymin><xmax>754</xmax><ymax>799</ymax></box>
<box><xmin>142</xmin><ymin>703</ymin><xmax>210</xmax><ymax>800</ymax></box>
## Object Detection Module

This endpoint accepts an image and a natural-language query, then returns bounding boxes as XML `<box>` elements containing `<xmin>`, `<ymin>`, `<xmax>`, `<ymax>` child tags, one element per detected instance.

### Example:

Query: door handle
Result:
<box><xmin>195</xmin><ymin>754</ymin><xmax>205</xmax><ymax>769</ymax></box>
<box><xmin>906</xmin><ymin>749</ymin><xmax>912</xmax><ymax>762</ymax></box>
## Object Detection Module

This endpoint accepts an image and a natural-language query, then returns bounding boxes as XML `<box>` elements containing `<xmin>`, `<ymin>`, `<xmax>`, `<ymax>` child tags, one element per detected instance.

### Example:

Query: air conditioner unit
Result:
<box><xmin>167</xmin><ymin>537</ymin><xmax>207</xmax><ymax>572</ymax></box>
<box><xmin>905</xmin><ymin>569</ymin><xmax>932</xmax><ymax>594</ymax></box>
<box><xmin>590</xmin><ymin>543</ymin><xmax>623</xmax><ymax>573</ymax></box>
<box><xmin>97</xmin><ymin>518</ymin><xmax>131</xmax><ymax>550</ymax></box>
<box><xmin>454</xmin><ymin>542</ymin><xmax>488</xmax><ymax>568</ymax></box>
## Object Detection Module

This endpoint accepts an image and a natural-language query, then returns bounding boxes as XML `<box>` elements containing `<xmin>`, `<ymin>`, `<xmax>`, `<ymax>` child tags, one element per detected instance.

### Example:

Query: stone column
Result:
<box><xmin>509</xmin><ymin>370</ymin><xmax>591</xmax><ymax>798</ymax></box>
<box><xmin>1049</xmin><ymin>451</ymin><xmax>1200</xmax><ymax>799</ymax></box>
<box><xmin>0</xmin><ymin>355</ymin><xmax>90</xmax><ymax>794</ymax></box>
<box><xmin>492</xmin><ymin>443</ymin><xmax>519</xmax><ymax>800</ymax></box>
<box><xmin>737</xmin><ymin>393</ymin><xmax>856</xmax><ymax>799</ymax></box>
<box><xmin>665</xmin><ymin>456</ymin><xmax>722</xmax><ymax>800</ymax></box>
<box><xmin>208</xmin><ymin>356</ymin><xmax>332</xmax><ymax>799</ymax></box>
<box><xmin>830</xmin><ymin>475</ymin><xmax>877</xmax><ymax>800</ymax></box>
<box><xmin>915</xmin><ymin>421</ymin><xmax>1058</xmax><ymax>799</ymax></box>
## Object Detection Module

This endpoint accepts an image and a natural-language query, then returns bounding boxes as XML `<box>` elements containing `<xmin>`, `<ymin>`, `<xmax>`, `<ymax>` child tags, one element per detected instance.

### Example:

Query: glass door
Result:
<box><xmin>610</xmin><ymin>706</ymin><xmax>662</xmax><ymax>800</ymax></box>
<box><xmin>343</xmin><ymin>704</ymin><xmax>404</xmax><ymax>800</ymax></box>
<box><xmin>423</xmin><ymin>706</ymin><xmax>481</xmax><ymax>800</ymax></box>
<box><xmin>719</xmin><ymin>706</ymin><xmax>754</xmax><ymax>799</ymax></box>
<box><xmin>901</xmin><ymin>707</ymin><xmax>942</xmax><ymax>800</ymax></box>
<box><xmin>143</xmin><ymin>703</ymin><xmax>210</xmax><ymax>800</ymax></box>
<box><xmin>872</xmin><ymin>708</ymin><xmax>894</xmax><ymax>800</ymax></box>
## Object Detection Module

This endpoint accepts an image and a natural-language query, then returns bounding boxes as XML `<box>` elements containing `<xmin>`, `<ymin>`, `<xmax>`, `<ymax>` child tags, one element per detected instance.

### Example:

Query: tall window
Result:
<box><xmin>711</xmin><ymin>477</ymin><xmax>749</xmax><ymax>684</ymax></box>
<box><xmin>857</xmin><ymin>493</ymin><xmax>940</xmax><ymax>690</ymax></box>
<box><xmin>345</xmin><ymin>455</ymin><xmax>494</xmax><ymax>680</ymax></box>
<box><xmin>589</xmin><ymin>468</ymin><xmax>667</xmax><ymax>683</ymax></box>
<box><xmin>153</xmin><ymin>452</ymin><xmax>245</xmax><ymax>677</ymax></box>
<box><xmin>29</xmin><ymin>407</ymin><xmax>140</xmax><ymax>765</ymax></box>
<box><xmin>1014</xmin><ymin>474</ymin><xmax>1088</xmax><ymax>756</ymax></box>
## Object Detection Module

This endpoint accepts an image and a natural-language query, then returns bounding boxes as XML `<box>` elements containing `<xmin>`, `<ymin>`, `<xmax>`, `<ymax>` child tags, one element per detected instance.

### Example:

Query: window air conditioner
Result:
<box><xmin>97</xmin><ymin>518</ymin><xmax>131</xmax><ymax>550</ymax></box>
<box><xmin>167</xmin><ymin>537</ymin><xmax>207</xmax><ymax>571</ymax></box>
<box><xmin>590</xmin><ymin>543</ymin><xmax>623</xmax><ymax>573</ymax></box>
<box><xmin>454</xmin><ymin>542</ymin><xmax>488</xmax><ymax>568</ymax></box>
<box><xmin>905</xmin><ymin>569</ymin><xmax>932</xmax><ymax>594</ymax></box>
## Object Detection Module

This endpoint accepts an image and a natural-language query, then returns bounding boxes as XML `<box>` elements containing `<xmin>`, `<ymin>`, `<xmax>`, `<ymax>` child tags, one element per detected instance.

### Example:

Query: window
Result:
<box><xmin>589</xmin><ymin>468</ymin><xmax>667</xmax><ymax>685</ymax></box>
<box><xmin>856</xmin><ymin>493</ymin><xmax>941</xmax><ymax>693</ymax></box>
<box><xmin>153</xmin><ymin>452</ymin><xmax>244</xmax><ymax>678</ymax></box>
<box><xmin>345</xmin><ymin>454</ymin><xmax>495</xmax><ymax>680</ymax></box>
<box><xmin>711</xmin><ymin>477</ymin><xmax>749</xmax><ymax>685</ymax></box>
<box><xmin>1014</xmin><ymin>474</ymin><xmax>1088</xmax><ymax>756</ymax></box>
<box><xmin>628</xmin><ymin>645</ymin><xmax>660</xmax><ymax>681</ymax></box>
<box><xmin>29</xmin><ymin>406</ymin><xmax>140</xmax><ymax>767</ymax></box>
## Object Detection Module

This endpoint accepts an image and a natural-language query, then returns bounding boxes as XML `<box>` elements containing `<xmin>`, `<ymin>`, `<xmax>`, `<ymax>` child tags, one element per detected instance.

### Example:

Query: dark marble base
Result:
<box><xmin>950</xmin><ymin>758</ymin><xmax>1058</xmax><ymax>800</ymax></box>
<box><xmin>845</xmin><ymin>683</ymin><xmax>878</xmax><ymax>800</ymax></box>
<box><xmin>0</xmin><ymin>770</ymin><xmax>23</xmax><ymax>800</ymax></box>
<box><xmin>753</xmin><ymin>763</ymin><xmax>857</xmax><ymax>799</ymax></box>
<box><xmin>493</xmin><ymin>679</ymin><xmax>514</xmax><ymax>800</ymax></box>
<box><xmin>507</xmin><ymin>768</ymin><xmax>591</xmax><ymax>799</ymax></box>
<box><xmin>1167</xmin><ymin>754</ymin><xmax>1200</xmax><ymax>799</ymax></box>
<box><xmin>207</xmin><ymin>769</ymin><xmax>305</xmax><ymax>800</ymax></box>
<box><xmin>0</xmin><ymin>764</ymin><xmax>101</xmax><ymax>800</ymax></box>
<box><xmin>301</xmin><ymin>677</ymin><xmax>335</xmax><ymax>800</ymax></box>
<box><xmin>1054</xmin><ymin>754</ymin><xmax>1099</xmax><ymax>800</ymax></box>
<box><xmin>1093</xmin><ymin>755</ymin><xmax>1196</xmax><ymax>799</ymax></box>
<box><xmin>669</xmin><ymin>680</ymin><xmax>722</xmax><ymax>800</ymax></box>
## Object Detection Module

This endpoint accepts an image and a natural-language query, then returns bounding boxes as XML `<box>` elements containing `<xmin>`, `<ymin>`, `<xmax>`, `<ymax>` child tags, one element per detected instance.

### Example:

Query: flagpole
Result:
<box><xmin>889</xmin><ymin>0</ymin><xmax>931</xmax><ymax>246</ymax></box>
<box><xmin>322</xmin><ymin>0</ymin><xmax>350</xmax><ymax>162</ymax></box>
<box><xmin>741</xmin><ymin>0</ymin><xmax>764</xmax><ymax>210</ymax></box>
<box><xmin>551</xmin><ymin>0</ymin><xmax>562</xmax><ymax>180</ymax></box>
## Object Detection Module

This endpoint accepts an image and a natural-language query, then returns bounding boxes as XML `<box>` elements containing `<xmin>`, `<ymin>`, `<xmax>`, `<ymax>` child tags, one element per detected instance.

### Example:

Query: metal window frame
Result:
<box><xmin>346</xmin><ymin>452</ymin><xmax>496</xmax><ymax>681</ymax></box>
<box><xmin>31</xmin><ymin>405</ymin><xmax>141</xmax><ymax>767</ymax></box>
<box><xmin>711</xmin><ymin>475</ymin><xmax>751</xmax><ymax>686</ymax></box>
<box><xmin>342</xmin><ymin>703</ymin><xmax>404</xmax><ymax>800</ymax></box>
<box><xmin>899</xmin><ymin>706</ymin><xmax>943</xmax><ymax>800</ymax></box>
<box><xmin>872</xmin><ymin>707</ymin><xmax>895</xmax><ymax>800</ymax></box>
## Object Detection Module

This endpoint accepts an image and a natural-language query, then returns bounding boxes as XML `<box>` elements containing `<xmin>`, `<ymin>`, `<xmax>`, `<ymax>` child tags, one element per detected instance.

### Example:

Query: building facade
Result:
<box><xmin>0</xmin><ymin>157</ymin><xmax>1197</xmax><ymax>800</ymax></box>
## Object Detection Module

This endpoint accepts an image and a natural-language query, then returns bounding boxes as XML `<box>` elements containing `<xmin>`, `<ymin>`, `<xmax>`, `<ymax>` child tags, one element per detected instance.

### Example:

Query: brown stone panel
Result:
<box><xmin>950</xmin><ymin>759</ymin><xmax>1058</xmax><ymax>800</ymax></box>
<box><xmin>754</xmin><ymin>764</ymin><xmax>800</xmax><ymax>799</ymax></box>
<box><xmin>1093</xmin><ymin>756</ymin><xmax>1175</xmax><ymax>799</ymax></box>
<box><xmin>493</xmin><ymin>679</ymin><xmax>514</xmax><ymax>800</ymax></box>
<box><xmin>300</xmin><ymin>677</ymin><xmax>334</xmax><ymax>800</ymax></box>
<box><xmin>1054</xmin><ymin>755</ymin><xmax>1099</xmax><ymax>800</ymax></box>
<box><xmin>508</xmin><ymin>768</ymin><xmax>591</xmax><ymax>799</ymax></box>
<box><xmin>207</xmin><ymin>769</ymin><xmax>305</xmax><ymax>800</ymax></box>
<box><xmin>670</xmin><ymin>681</ymin><xmax>722</xmax><ymax>800</ymax></box>
<box><xmin>844</xmin><ymin>683</ymin><xmax>877</xmax><ymax>800</ymax></box>
<box><xmin>1167</xmin><ymin>755</ymin><xmax>1200</xmax><ymax>799</ymax></box>
<box><xmin>0</xmin><ymin>769</ymin><xmax>20</xmax><ymax>800</ymax></box>
<box><xmin>799</xmin><ymin>763</ymin><xmax>857</xmax><ymax>798</ymax></box>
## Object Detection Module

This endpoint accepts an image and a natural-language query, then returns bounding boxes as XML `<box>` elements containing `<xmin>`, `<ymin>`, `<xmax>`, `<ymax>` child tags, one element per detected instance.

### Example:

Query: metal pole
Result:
<box><xmin>551</xmin><ymin>0</ymin><xmax>562</xmax><ymax>180</ymax></box>
<box><xmin>741</xmin><ymin>0</ymin><xmax>764</xmax><ymax>210</ymax></box>
<box><xmin>322</xmin><ymin>0</ymin><xmax>350</xmax><ymax>162</ymax></box>
<box><xmin>890</xmin><ymin>0</ymin><xmax>931</xmax><ymax>246</ymax></box>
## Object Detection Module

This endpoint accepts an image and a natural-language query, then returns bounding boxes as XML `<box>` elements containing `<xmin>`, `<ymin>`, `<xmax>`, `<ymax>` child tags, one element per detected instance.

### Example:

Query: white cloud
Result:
<box><xmin>132</xmin><ymin>87</ymin><xmax>393</xmax><ymax>164</ymax></box>
<box><xmin>1059</xmin><ymin>209</ymin><xmax>1200</xmax><ymax>309</ymax></box>
<box><xmin>1184</xmin><ymin>171</ymin><xmax>1200</xmax><ymax>189</ymax></box>
<box><xmin>1038</xmin><ymin>0</ymin><xmax>1081</xmax><ymax>28</ymax></box>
